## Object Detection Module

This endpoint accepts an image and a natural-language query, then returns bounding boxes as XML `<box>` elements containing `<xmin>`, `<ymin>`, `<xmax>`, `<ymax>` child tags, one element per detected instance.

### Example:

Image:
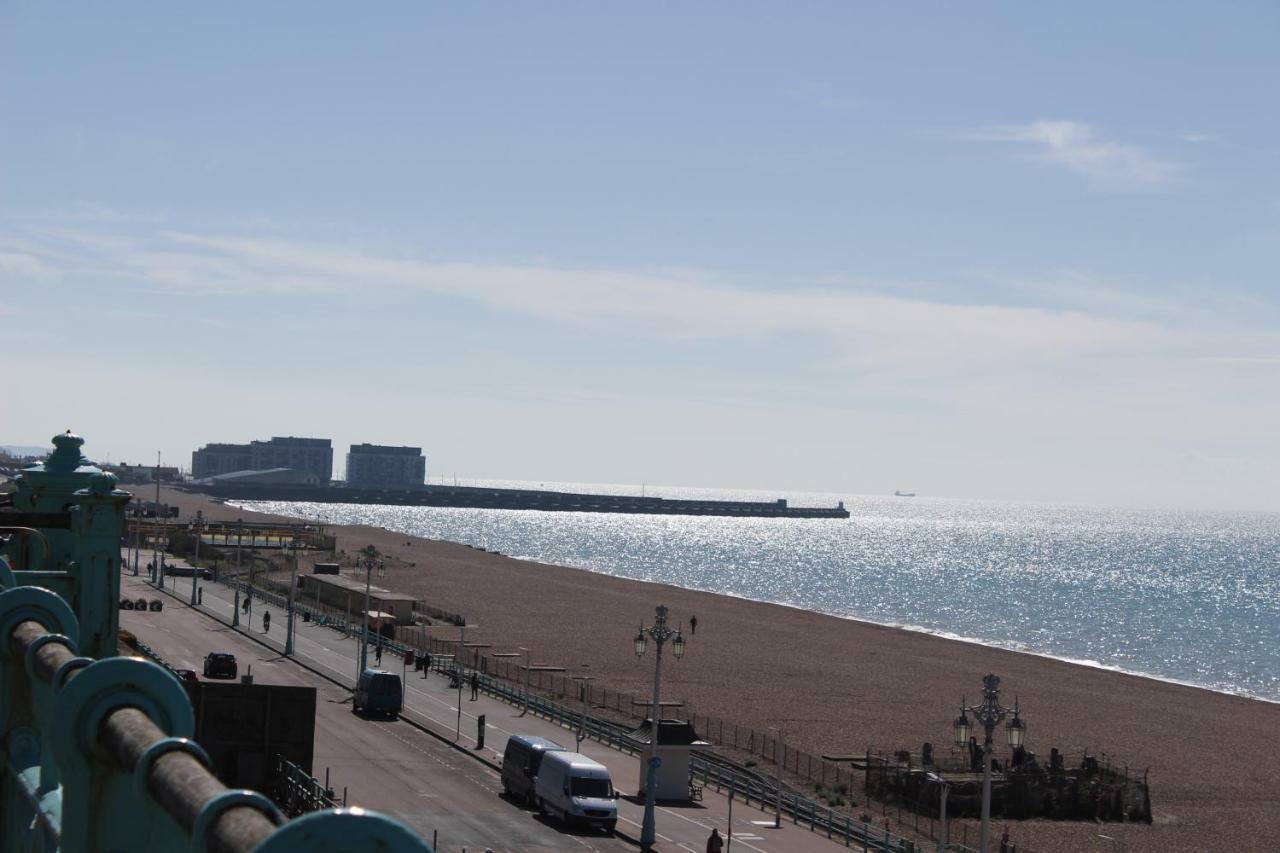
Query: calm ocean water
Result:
<box><xmin>237</xmin><ymin>481</ymin><xmax>1280</xmax><ymax>701</ymax></box>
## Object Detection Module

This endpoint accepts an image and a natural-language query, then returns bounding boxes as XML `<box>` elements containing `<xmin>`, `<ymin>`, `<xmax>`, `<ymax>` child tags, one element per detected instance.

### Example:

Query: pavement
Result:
<box><xmin>125</xmin><ymin>553</ymin><xmax>870</xmax><ymax>853</ymax></box>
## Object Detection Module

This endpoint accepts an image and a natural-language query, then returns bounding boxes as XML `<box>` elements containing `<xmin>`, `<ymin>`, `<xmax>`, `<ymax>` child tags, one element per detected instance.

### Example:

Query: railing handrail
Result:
<box><xmin>10</xmin><ymin>618</ymin><xmax>277</xmax><ymax>853</ymax></box>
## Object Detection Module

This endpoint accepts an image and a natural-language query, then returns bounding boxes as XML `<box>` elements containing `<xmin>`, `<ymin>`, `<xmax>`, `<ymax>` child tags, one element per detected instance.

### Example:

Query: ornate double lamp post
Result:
<box><xmin>355</xmin><ymin>545</ymin><xmax>385</xmax><ymax>683</ymax></box>
<box><xmin>633</xmin><ymin>605</ymin><xmax>686</xmax><ymax>851</ymax></box>
<box><xmin>953</xmin><ymin>673</ymin><xmax>1026</xmax><ymax>853</ymax></box>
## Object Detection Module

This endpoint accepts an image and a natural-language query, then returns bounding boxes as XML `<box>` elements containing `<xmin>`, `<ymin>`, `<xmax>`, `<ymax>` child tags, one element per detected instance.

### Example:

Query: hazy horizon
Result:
<box><xmin>4</xmin><ymin>4</ymin><xmax>1278</xmax><ymax>513</ymax></box>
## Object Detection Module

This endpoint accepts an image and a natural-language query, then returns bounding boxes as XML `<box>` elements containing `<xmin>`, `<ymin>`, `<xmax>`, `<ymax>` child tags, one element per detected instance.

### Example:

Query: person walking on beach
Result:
<box><xmin>705</xmin><ymin>827</ymin><xmax>723</xmax><ymax>853</ymax></box>
<box><xmin>690</xmin><ymin>615</ymin><xmax>698</xmax><ymax>635</ymax></box>
<box><xmin>470</xmin><ymin>671</ymin><xmax>479</xmax><ymax>700</ymax></box>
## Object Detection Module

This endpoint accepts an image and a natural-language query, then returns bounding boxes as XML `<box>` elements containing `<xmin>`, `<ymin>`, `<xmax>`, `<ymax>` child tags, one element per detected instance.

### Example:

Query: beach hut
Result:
<box><xmin>627</xmin><ymin>719</ymin><xmax>711</xmax><ymax>800</ymax></box>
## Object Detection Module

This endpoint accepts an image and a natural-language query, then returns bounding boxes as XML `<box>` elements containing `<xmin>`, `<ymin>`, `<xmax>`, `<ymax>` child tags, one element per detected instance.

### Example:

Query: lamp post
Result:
<box><xmin>131</xmin><ymin>503</ymin><xmax>141</xmax><ymax>575</ymax></box>
<box><xmin>768</xmin><ymin>725</ymin><xmax>785</xmax><ymax>829</ymax></box>
<box><xmin>153</xmin><ymin>452</ymin><xmax>163</xmax><ymax>588</ymax></box>
<box><xmin>355</xmin><ymin>545</ymin><xmax>385</xmax><ymax>684</ymax></box>
<box><xmin>189</xmin><ymin>511</ymin><xmax>204</xmax><ymax>606</ymax></box>
<box><xmin>633</xmin><ymin>605</ymin><xmax>686</xmax><ymax>852</ymax></box>
<box><xmin>952</xmin><ymin>674</ymin><xmax>1026</xmax><ymax>853</ymax></box>
<box><xmin>454</xmin><ymin>623</ymin><xmax>466</xmax><ymax>741</ymax></box>
<box><xmin>284</xmin><ymin>536</ymin><xmax>304</xmax><ymax>656</ymax></box>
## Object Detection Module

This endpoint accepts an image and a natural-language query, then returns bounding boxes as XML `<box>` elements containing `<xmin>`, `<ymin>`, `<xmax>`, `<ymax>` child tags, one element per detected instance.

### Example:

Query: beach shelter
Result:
<box><xmin>627</xmin><ymin>719</ymin><xmax>711</xmax><ymax>800</ymax></box>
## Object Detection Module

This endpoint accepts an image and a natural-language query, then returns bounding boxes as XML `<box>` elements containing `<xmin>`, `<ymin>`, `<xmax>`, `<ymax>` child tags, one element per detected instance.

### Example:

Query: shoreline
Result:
<box><xmin>230</xmin><ymin>497</ymin><xmax>1280</xmax><ymax>706</ymax></box>
<box><xmin>161</xmin><ymin>488</ymin><xmax>1280</xmax><ymax>852</ymax></box>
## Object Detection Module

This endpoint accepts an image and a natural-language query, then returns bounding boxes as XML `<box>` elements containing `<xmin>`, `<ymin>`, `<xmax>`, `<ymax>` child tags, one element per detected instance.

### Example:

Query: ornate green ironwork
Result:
<box><xmin>0</xmin><ymin>432</ymin><xmax>432</xmax><ymax>853</ymax></box>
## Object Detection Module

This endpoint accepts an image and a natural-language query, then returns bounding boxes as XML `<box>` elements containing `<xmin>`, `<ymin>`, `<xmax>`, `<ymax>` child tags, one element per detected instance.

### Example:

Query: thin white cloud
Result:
<box><xmin>3</xmin><ymin>226</ymin><xmax>1244</xmax><ymax>375</ymax></box>
<box><xmin>962</xmin><ymin>120</ymin><xmax>1180</xmax><ymax>187</ymax></box>
<box><xmin>0</xmin><ymin>252</ymin><xmax>50</xmax><ymax>277</ymax></box>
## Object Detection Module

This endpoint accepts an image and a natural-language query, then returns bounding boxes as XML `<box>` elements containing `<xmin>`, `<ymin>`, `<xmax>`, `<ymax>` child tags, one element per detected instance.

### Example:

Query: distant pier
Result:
<box><xmin>190</xmin><ymin>482</ymin><xmax>850</xmax><ymax>519</ymax></box>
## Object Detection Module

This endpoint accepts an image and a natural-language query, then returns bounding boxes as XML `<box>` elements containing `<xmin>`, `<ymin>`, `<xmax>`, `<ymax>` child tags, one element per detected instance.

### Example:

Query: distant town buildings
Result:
<box><xmin>102</xmin><ymin>463</ymin><xmax>182</xmax><ymax>484</ymax></box>
<box><xmin>346</xmin><ymin>444</ymin><xmax>426</xmax><ymax>489</ymax></box>
<box><xmin>192</xmin><ymin>437</ymin><xmax>333</xmax><ymax>484</ymax></box>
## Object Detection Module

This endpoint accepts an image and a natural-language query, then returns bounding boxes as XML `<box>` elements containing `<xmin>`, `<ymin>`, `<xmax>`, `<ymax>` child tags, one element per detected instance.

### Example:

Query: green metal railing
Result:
<box><xmin>273</xmin><ymin>755</ymin><xmax>345</xmax><ymax>817</ymax></box>
<box><xmin>0</xmin><ymin>431</ymin><xmax>433</xmax><ymax>853</ymax></box>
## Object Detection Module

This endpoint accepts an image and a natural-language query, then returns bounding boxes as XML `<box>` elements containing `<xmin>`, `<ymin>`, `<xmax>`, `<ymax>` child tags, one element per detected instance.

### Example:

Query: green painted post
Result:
<box><xmin>70</xmin><ymin>471</ymin><xmax>130</xmax><ymax>658</ymax></box>
<box><xmin>5</xmin><ymin>432</ymin><xmax>130</xmax><ymax>659</ymax></box>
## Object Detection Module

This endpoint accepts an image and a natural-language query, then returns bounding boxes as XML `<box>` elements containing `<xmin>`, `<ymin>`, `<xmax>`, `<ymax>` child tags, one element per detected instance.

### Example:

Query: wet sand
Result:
<box><xmin>150</xmin><ymin>487</ymin><xmax>1280</xmax><ymax>852</ymax></box>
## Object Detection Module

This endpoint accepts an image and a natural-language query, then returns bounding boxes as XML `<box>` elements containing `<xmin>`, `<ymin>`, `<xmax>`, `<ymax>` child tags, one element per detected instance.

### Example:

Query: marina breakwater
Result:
<box><xmin>191</xmin><ymin>481</ymin><xmax>850</xmax><ymax>518</ymax></box>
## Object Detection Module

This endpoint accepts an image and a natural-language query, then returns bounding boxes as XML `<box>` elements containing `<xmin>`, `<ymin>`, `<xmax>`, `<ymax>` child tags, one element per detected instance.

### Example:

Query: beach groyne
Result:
<box><xmin>187</xmin><ymin>482</ymin><xmax>851</xmax><ymax>519</ymax></box>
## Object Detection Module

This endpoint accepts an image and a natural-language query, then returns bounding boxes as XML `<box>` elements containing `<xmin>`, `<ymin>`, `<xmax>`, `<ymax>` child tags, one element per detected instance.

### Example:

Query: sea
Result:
<box><xmin>234</xmin><ymin>481</ymin><xmax>1280</xmax><ymax>702</ymax></box>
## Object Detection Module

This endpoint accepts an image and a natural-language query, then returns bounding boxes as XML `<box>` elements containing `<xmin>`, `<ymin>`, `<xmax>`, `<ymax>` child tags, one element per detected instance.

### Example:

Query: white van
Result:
<box><xmin>533</xmin><ymin>751</ymin><xmax>618</xmax><ymax>833</ymax></box>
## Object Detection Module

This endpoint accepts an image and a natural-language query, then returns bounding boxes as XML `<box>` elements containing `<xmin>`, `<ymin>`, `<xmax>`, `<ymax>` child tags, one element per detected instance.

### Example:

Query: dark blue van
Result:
<box><xmin>354</xmin><ymin>668</ymin><xmax>403</xmax><ymax>717</ymax></box>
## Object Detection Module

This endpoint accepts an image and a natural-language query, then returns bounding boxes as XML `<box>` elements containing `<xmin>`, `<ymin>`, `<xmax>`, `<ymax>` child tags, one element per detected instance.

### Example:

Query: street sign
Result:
<box><xmin>649</xmin><ymin>756</ymin><xmax>661</xmax><ymax>769</ymax></box>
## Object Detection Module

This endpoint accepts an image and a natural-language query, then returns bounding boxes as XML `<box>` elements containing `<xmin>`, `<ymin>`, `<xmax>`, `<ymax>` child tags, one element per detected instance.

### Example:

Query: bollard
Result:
<box><xmin>476</xmin><ymin>714</ymin><xmax>486</xmax><ymax>751</ymax></box>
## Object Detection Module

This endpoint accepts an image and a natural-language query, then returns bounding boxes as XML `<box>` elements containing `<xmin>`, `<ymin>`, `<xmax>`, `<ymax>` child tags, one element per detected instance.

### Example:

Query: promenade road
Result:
<box><xmin>121</xmin><ymin>572</ymin><xmax>630</xmax><ymax>853</ymax></box>
<box><xmin>127</xmin><ymin>556</ymin><xmax>880</xmax><ymax>853</ymax></box>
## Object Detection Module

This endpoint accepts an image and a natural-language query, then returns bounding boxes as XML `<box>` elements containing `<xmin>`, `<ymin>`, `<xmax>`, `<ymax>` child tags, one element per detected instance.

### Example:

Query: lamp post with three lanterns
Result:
<box><xmin>952</xmin><ymin>673</ymin><xmax>1026</xmax><ymax>853</ymax></box>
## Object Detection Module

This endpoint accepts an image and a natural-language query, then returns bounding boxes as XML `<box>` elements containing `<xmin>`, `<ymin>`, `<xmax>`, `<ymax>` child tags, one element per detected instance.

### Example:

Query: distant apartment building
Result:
<box><xmin>191</xmin><ymin>443</ymin><xmax>253</xmax><ymax>478</ymax></box>
<box><xmin>346</xmin><ymin>444</ymin><xmax>426</xmax><ymax>489</ymax></box>
<box><xmin>192</xmin><ymin>436</ymin><xmax>333</xmax><ymax>483</ymax></box>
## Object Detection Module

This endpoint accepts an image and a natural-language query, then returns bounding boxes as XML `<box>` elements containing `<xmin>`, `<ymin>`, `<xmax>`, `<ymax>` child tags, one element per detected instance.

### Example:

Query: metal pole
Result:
<box><xmin>190</xmin><ymin>515</ymin><xmax>201</xmax><ymax>606</ymax></box>
<box><xmin>641</xmin><ymin>612</ymin><xmax>666</xmax><ymax>850</ymax></box>
<box><xmin>152</xmin><ymin>453</ymin><xmax>162</xmax><ymax>588</ymax></box>
<box><xmin>774</xmin><ymin>727</ymin><xmax>784</xmax><ymax>829</ymax></box>
<box><xmin>132</xmin><ymin>505</ymin><xmax>141</xmax><ymax>575</ymax></box>
<box><xmin>519</xmin><ymin>646</ymin><xmax>531</xmax><ymax>716</ymax></box>
<box><xmin>286</xmin><ymin>539</ymin><xmax>299</xmax><ymax>656</ymax></box>
<box><xmin>576</xmin><ymin>667</ymin><xmax>591</xmax><ymax>746</ymax></box>
<box><xmin>980</xmin><ymin>727</ymin><xmax>993</xmax><ymax>853</ymax></box>
<box><xmin>455</xmin><ymin>624</ymin><xmax>465</xmax><ymax>740</ymax></box>
<box><xmin>938</xmin><ymin>781</ymin><xmax>950</xmax><ymax>853</ymax></box>
<box><xmin>363</xmin><ymin>558</ymin><xmax>373</xmax><ymax>671</ymax></box>
<box><xmin>726</xmin><ymin>776</ymin><xmax>735</xmax><ymax>852</ymax></box>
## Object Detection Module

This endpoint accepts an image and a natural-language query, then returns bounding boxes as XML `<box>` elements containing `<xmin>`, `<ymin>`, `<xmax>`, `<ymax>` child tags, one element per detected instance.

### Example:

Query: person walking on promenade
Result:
<box><xmin>705</xmin><ymin>827</ymin><xmax>723</xmax><ymax>853</ymax></box>
<box><xmin>375</xmin><ymin>643</ymin><xmax>383</xmax><ymax>666</ymax></box>
<box><xmin>423</xmin><ymin>651</ymin><xmax>431</xmax><ymax>676</ymax></box>
<box><xmin>470</xmin><ymin>671</ymin><xmax>479</xmax><ymax>700</ymax></box>
<box><xmin>262</xmin><ymin>609</ymin><xmax>270</xmax><ymax>634</ymax></box>
<box><xmin>690</xmin><ymin>615</ymin><xmax>698</xmax><ymax>635</ymax></box>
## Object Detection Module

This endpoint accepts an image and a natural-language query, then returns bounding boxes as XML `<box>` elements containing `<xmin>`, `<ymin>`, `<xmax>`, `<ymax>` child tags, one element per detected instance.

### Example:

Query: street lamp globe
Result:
<box><xmin>953</xmin><ymin>708</ymin><xmax>971</xmax><ymax>747</ymax></box>
<box><xmin>1006</xmin><ymin>706</ymin><xmax>1026</xmax><ymax>749</ymax></box>
<box><xmin>634</xmin><ymin>627</ymin><xmax>647</xmax><ymax>657</ymax></box>
<box><xmin>671</xmin><ymin>630</ymin><xmax>686</xmax><ymax>660</ymax></box>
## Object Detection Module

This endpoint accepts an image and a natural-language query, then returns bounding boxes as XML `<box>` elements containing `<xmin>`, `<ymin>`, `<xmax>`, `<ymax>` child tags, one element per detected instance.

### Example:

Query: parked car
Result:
<box><xmin>173</xmin><ymin>668</ymin><xmax>199</xmax><ymax>683</ymax></box>
<box><xmin>533</xmin><ymin>751</ymin><xmax>618</xmax><ymax>833</ymax></box>
<box><xmin>501</xmin><ymin>735</ymin><xmax>566</xmax><ymax>805</ymax></box>
<box><xmin>202</xmin><ymin>652</ymin><xmax>237</xmax><ymax>679</ymax></box>
<box><xmin>353</xmin><ymin>668</ymin><xmax>402</xmax><ymax>717</ymax></box>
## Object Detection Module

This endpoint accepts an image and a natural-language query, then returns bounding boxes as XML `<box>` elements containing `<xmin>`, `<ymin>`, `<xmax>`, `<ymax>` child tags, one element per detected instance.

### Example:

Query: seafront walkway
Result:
<box><xmin>129</xmin><ymin>553</ymin><xmax>887</xmax><ymax>853</ymax></box>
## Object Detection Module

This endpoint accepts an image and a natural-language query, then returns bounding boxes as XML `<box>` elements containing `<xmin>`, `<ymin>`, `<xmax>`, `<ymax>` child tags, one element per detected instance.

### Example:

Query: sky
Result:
<box><xmin>2</xmin><ymin>3</ymin><xmax>1278</xmax><ymax>511</ymax></box>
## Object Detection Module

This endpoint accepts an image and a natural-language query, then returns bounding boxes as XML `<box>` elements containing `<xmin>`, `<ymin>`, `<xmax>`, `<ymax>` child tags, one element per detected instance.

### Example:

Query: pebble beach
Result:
<box><xmin>153</xmin><ymin>487</ymin><xmax>1280</xmax><ymax>853</ymax></box>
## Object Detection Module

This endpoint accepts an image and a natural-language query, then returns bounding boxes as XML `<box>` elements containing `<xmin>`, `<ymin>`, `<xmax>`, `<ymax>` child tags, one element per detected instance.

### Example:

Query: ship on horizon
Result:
<box><xmin>894</xmin><ymin>489</ymin><xmax>916</xmax><ymax>497</ymax></box>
